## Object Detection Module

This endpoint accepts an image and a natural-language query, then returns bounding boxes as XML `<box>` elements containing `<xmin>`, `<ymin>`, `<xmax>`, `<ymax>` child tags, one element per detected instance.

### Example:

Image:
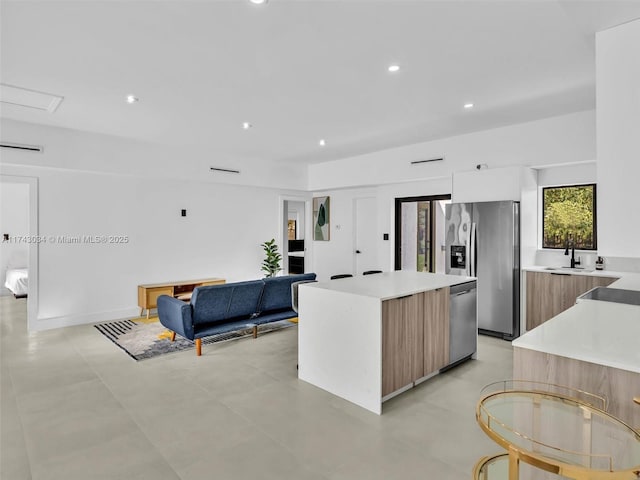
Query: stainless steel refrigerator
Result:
<box><xmin>445</xmin><ymin>201</ymin><xmax>520</xmax><ymax>340</ymax></box>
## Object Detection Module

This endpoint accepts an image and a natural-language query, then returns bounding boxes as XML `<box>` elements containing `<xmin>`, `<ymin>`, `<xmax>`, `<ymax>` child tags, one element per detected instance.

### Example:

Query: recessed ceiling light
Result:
<box><xmin>249</xmin><ymin>0</ymin><xmax>268</xmax><ymax>4</ymax></box>
<box><xmin>464</xmin><ymin>103</ymin><xmax>474</xmax><ymax>109</ymax></box>
<box><xmin>126</xmin><ymin>95</ymin><xmax>139</xmax><ymax>104</ymax></box>
<box><xmin>319</xmin><ymin>139</ymin><xmax>326</xmax><ymax>147</ymax></box>
<box><xmin>242</xmin><ymin>122</ymin><xmax>252</xmax><ymax>130</ymax></box>
<box><xmin>388</xmin><ymin>65</ymin><xmax>400</xmax><ymax>73</ymax></box>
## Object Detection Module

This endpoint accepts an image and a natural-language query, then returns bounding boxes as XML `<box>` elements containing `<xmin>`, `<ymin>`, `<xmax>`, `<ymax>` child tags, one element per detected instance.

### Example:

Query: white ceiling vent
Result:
<box><xmin>411</xmin><ymin>157</ymin><xmax>444</xmax><ymax>165</ymax></box>
<box><xmin>0</xmin><ymin>84</ymin><xmax>64</xmax><ymax>113</ymax></box>
<box><xmin>0</xmin><ymin>142</ymin><xmax>43</xmax><ymax>153</ymax></box>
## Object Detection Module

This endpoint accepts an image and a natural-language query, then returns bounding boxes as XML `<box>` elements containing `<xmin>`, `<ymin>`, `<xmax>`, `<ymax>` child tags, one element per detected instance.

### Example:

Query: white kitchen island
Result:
<box><xmin>297</xmin><ymin>271</ymin><xmax>477</xmax><ymax>414</ymax></box>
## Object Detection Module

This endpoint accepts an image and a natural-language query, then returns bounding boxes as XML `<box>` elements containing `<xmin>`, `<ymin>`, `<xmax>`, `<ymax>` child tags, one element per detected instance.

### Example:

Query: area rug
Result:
<box><xmin>94</xmin><ymin>316</ymin><xmax>296</xmax><ymax>361</ymax></box>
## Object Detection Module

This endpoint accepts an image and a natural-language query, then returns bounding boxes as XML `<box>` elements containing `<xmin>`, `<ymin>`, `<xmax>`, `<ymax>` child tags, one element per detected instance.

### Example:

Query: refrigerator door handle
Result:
<box><xmin>470</xmin><ymin>222</ymin><xmax>477</xmax><ymax>277</ymax></box>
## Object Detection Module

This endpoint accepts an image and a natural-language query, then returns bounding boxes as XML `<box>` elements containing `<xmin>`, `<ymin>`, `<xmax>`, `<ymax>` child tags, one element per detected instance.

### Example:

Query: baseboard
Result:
<box><xmin>33</xmin><ymin>307</ymin><xmax>141</xmax><ymax>331</ymax></box>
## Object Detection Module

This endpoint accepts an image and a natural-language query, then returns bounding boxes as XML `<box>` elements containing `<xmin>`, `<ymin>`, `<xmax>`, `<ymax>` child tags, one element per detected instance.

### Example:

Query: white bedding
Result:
<box><xmin>5</xmin><ymin>268</ymin><xmax>28</xmax><ymax>296</ymax></box>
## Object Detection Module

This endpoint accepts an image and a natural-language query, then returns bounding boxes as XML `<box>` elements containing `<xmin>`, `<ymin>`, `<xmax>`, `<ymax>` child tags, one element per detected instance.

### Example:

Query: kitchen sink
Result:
<box><xmin>543</xmin><ymin>267</ymin><xmax>595</xmax><ymax>273</ymax></box>
<box><xmin>577</xmin><ymin>287</ymin><xmax>640</xmax><ymax>306</ymax></box>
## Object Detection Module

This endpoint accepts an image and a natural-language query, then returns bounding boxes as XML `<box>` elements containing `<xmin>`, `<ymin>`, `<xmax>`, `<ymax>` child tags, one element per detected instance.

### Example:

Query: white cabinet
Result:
<box><xmin>596</xmin><ymin>18</ymin><xmax>640</xmax><ymax>257</ymax></box>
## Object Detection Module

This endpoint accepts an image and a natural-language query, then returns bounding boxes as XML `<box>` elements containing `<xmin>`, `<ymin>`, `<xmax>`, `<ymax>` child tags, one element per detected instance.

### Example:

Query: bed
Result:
<box><xmin>5</xmin><ymin>267</ymin><xmax>28</xmax><ymax>298</ymax></box>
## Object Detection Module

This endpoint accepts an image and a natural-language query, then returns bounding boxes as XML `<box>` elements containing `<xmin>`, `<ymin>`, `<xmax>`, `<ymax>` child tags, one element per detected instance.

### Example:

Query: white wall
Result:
<box><xmin>596</xmin><ymin>19</ymin><xmax>640</xmax><ymax>257</ymax></box>
<box><xmin>1</xmin><ymin>119</ymin><xmax>307</xmax><ymax>191</ymax></box>
<box><xmin>0</xmin><ymin>121</ymin><xmax>308</xmax><ymax>330</ymax></box>
<box><xmin>308</xmin><ymin>111</ymin><xmax>597</xmax><ymax>277</ymax></box>
<box><xmin>0</xmin><ymin>183</ymin><xmax>29</xmax><ymax>295</ymax></box>
<box><xmin>453</xmin><ymin>166</ymin><xmax>535</xmax><ymax>203</ymax></box>
<box><xmin>308</xmin><ymin>110</ymin><xmax>595</xmax><ymax>190</ymax></box>
<box><xmin>0</xmin><ymin>107</ymin><xmax>606</xmax><ymax>328</ymax></box>
<box><xmin>310</xmin><ymin>178</ymin><xmax>452</xmax><ymax>280</ymax></box>
<box><xmin>377</xmin><ymin>177</ymin><xmax>453</xmax><ymax>272</ymax></box>
<box><xmin>533</xmin><ymin>162</ymin><xmax>597</xmax><ymax>268</ymax></box>
<box><xmin>536</xmin><ymin>162</ymin><xmax>596</xmax><ymax>187</ymax></box>
<box><xmin>309</xmin><ymin>187</ymin><xmax>376</xmax><ymax>281</ymax></box>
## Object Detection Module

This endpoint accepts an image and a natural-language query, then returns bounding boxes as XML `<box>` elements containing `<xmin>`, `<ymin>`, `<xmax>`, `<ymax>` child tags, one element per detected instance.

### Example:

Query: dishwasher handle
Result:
<box><xmin>452</xmin><ymin>289</ymin><xmax>474</xmax><ymax>297</ymax></box>
<box><xmin>449</xmin><ymin>281</ymin><xmax>477</xmax><ymax>296</ymax></box>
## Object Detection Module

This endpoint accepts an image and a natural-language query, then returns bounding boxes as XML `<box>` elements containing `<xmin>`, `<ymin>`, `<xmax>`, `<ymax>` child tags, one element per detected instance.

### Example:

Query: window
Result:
<box><xmin>542</xmin><ymin>184</ymin><xmax>596</xmax><ymax>250</ymax></box>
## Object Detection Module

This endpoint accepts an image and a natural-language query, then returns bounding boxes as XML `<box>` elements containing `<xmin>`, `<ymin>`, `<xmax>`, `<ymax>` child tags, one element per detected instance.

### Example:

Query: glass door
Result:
<box><xmin>395</xmin><ymin>195</ymin><xmax>451</xmax><ymax>273</ymax></box>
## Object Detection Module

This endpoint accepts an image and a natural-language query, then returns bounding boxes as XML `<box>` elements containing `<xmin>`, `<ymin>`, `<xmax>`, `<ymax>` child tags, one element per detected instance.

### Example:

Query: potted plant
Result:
<box><xmin>261</xmin><ymin>238</ymin><xmax>282</xmax><ymax>278</ymax></box>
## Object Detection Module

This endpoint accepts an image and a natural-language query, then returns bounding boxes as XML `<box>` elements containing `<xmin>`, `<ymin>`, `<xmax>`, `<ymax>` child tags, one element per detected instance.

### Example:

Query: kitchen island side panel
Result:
<box><xmin>514</xmin><ymin>346</ymin><xmax>640</xmax><ymax>427</ymax></box>
<box><xmin>298</xmin><ymin>286</ymin><xmax>382</xmax><ymax>414</ymax></box>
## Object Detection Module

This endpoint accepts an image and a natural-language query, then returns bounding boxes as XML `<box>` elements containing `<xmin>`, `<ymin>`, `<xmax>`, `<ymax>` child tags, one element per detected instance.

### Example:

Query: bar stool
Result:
<box><xmin>363</xmin><ymin>270</ymin><xmax>382</xmax><ymax>275</ymax></box>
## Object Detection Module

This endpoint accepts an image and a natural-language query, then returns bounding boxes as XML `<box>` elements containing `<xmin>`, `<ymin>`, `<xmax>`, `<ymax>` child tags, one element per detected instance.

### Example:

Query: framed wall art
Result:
<box><xmin>313</xmin><ymin>196</ymin><xmax>330</xmax><ymax>241</ymax></box>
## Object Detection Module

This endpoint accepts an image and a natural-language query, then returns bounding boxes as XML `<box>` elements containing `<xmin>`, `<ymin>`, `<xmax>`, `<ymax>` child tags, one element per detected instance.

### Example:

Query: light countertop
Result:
<box><xmin>303</xmin><ymin>271</ymin><xmax>476</xmax><ymax>301</ymax></box>
<box><xmin>522</xmin><ymin>265</ymin><xmax>640</xmax><ymax>291</ymax></box>
<box><xmin>515</xmin><ymin>267</ymin><xmax>640</xmax><ymax>373</ymax></box>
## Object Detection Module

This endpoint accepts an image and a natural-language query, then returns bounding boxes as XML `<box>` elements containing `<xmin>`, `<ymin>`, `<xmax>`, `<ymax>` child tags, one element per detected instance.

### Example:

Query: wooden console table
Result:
<box><xmin>137</xmin><ymin>277</ymin><xmax>225</xmax><ymax>319</ymax></box>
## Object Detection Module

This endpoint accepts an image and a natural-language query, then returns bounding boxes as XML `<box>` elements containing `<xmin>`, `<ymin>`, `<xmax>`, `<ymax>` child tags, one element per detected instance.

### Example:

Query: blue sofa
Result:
<box><xmin>157</xmin><ymin>273</ymin><xmax>316</xmax><ymax>356</ymax></box>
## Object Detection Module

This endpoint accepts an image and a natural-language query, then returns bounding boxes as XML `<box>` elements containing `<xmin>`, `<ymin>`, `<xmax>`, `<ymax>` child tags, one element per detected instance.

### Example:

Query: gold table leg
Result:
<box><xmin>508</xmin><ymin>448</ymin><xmax>519</xmax><ymax>480</ymax></box>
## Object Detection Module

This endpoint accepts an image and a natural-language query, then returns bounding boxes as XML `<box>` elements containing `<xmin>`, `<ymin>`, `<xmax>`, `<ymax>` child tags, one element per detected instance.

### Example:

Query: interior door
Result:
<box><xmin>354</xmin><ymin>197</ymin><xmax>378</xmax><ymax>275</ymax></box>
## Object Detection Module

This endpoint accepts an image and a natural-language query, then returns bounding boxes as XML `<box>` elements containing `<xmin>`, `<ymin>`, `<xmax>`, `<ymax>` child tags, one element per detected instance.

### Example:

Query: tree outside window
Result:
<box><xmin>542</xmin><ymin>184</ymin><xmax>596</xmax><ymax>250</ymax></box>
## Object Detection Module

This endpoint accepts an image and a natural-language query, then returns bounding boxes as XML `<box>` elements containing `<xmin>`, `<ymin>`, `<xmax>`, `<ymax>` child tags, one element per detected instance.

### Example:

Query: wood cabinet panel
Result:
<box><xmin>514</xmin><ymin>347</ymin><xmax>640</xmax><ymax>428</ymax></box>
<box><xmin>382</xmin><ymin>295</ymin><xmax>422</xmax><ymax>397</ymax></box>
<box><xmin>526</xmin><ymin>272</ymin><xmax>618</xmax><ymax>330</ymax></box>
<box><xmin>423</xmin><ymin>287</ymin><xmax>450</xmax><ymax>376</ymax></box>
<box><xmin>146</xmin><ymin>287</ymin><xmax>174</xmax><ymax>308</ymax></box>
<box><xmin>382</xmin><ymin>289</ymin><xmax>452</xmax><ymax>397</ymax></box>
<box><xmin>590</xmin><ymin>276</ymin><xmax>617</xmax><ymax>288</ymax></box>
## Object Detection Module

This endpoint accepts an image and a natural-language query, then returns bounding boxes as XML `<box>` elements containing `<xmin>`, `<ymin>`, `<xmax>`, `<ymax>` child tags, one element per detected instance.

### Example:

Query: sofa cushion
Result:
<box><xmin>194</xmin><ymin>318</ymin><xmax>258</xmax><ymax>339</ymax></box>
<box><xmin>191</xmin><ymin>280</ymin><xmax>264</xmax><ymax>325</ymax></box>
<box><xmin>254</xmin><ymin>309</ymin><xmax>297</xmax><ymax>325</ymax></box>
<box><xmin>226</xmin><ymin>281</ymin><xmax>264</xmax><ymax>320</ymax></box>
<box><xmin>259</xmin><ymin>273</ymin><xmax>316</xmax><ymax>313</ymax></box>
<box><xmin>190</xmin><ymin>284</ymin><xmax>235</xmax><ymax>325</ymax></box>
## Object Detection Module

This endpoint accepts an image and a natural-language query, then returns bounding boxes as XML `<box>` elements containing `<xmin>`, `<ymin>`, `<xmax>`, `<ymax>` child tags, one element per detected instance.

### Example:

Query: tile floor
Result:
<box><xmin>1</xmin><ymin>296</ymin><xmax>514</xmax><ymax>480</ymax></box>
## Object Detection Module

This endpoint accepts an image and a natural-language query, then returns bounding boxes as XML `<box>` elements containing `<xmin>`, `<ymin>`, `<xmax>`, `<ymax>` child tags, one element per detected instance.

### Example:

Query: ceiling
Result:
<box><xmin>2</xmin><ymin>1</ymin><xmax>640</xmax><ymax>166</ymax></box>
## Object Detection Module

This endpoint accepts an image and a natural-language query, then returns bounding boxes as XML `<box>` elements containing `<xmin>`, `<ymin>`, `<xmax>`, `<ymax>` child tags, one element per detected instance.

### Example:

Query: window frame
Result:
<box><xmin>541</xmin><ymin>183</ymin><xmax>597</xmax><ymax>251</ymax></box>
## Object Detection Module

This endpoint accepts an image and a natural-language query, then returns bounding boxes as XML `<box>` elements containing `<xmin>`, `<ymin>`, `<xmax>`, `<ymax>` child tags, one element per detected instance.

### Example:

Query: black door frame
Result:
<box><xmin>394</xmin><ymin>194</ymin><xmax>451</xmax><ymax>271</ymax></box>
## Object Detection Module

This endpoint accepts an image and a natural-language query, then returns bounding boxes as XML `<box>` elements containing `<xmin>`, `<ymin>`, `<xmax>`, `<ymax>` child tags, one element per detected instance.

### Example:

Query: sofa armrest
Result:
<box><xmin>157</xmin><ymin>295</ymin><xmax>194</xmax><ymax>340</ymax></box>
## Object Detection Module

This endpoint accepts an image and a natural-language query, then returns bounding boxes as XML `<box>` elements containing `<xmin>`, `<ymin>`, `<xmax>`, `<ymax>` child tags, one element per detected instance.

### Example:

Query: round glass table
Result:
<box><xmin>474</xmin><ymin>381</ymin><xmax>640</xmax><ymax>480</ymax></box>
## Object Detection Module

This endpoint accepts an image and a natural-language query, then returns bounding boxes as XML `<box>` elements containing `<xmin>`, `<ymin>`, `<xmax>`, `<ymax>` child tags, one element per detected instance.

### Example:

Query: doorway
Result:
<box><xmin>0</xmin><ymin>175</ymin><xmax>39</xmax><ymax>330</ymax></box>
<box><xmin>286</xmin><ymin>200</ymin><xmax>306</xmax><ymax>274</ymax></box>
<box><xmin>394</xmin><ymin>194</ymin><xmax>451</xmax><ymax>273</ymax></box>
<box><xmin>280</xmin><ymin>196</ymin><xmax>310</xmax><ymax>275</ymax></box>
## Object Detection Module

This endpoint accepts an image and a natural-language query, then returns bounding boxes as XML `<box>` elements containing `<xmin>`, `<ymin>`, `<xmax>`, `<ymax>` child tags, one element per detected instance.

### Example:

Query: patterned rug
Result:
<box><xmin>94</xmin><ymin>316</ymin><xmax>296</xmax><ymax>361</ymax></box>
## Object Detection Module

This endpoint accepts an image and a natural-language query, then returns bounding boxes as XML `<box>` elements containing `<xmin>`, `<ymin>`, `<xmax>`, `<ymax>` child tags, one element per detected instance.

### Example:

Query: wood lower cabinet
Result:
<box><xmin>381</xmin><ymin>287</ymin><xmax>450</xmax><ymax>397</ymax></box>
<box><xmin>423</xmin><ymin>288</ymin><xmax>450</xmax><ymax>376</ymax></box>
<box><xmin>382</xmin><ymin>294</ymin><xmax>422</xmax><ymax>396</ymax></box>
<box><xmin>525</xmin><ymin>272</ymin><xmax>617</xmax><ymax>330</ymax></box>
<box><xmin>514</xmin><ymin>347</ymin><xmax>640</xmax><ymax>428</ymax></box>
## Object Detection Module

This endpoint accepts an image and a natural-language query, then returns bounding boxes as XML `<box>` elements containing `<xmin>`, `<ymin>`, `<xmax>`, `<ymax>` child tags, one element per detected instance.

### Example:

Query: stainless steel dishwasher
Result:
<box><xmin>449</xmin><ymin>281</ymin><xmax>478</xmax><ymax>365</ymax></box>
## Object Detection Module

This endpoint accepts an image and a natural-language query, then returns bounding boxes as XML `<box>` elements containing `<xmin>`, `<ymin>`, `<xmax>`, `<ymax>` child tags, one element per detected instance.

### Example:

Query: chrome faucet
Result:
<box><xmin>564</xmin><ymin>235</ymin><xmax>581</xmax><ymax>268</ymax></box>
